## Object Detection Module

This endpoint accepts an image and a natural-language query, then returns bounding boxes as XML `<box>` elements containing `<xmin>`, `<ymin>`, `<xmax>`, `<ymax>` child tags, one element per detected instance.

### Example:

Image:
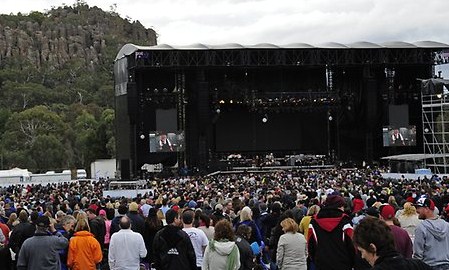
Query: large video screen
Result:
<box><xmin>382</xmin><ymin>126</ymin><xmax>416</xmax><ymax>147</ymax></box>
<box><xmin>149</xmin><ymin>131</ymin><xmax>185</xmax><ymax>153</ymax></box>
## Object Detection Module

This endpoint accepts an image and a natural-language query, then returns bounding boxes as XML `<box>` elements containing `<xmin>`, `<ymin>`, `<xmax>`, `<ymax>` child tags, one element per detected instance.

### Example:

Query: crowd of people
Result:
<box><xmin>0</xmin><ymin>167</ymin><xmax>449</xmax><ymax>270</ymax></box>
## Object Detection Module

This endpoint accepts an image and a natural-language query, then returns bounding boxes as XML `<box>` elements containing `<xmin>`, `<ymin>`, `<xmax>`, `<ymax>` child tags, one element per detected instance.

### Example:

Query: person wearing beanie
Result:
<box><xmin>308</xmin><ymin>194</ymin><xmax>355</xmax><ymax>270</ymax></box>
<box><xmin>127</xmin><ymin>202</ymin><xmax>145</xmax><ymax>236</ymax></box>
<box><xmin>379</xmin><ymin>204</ymin><xmax>412</xmax><ymax>258</ymax></box>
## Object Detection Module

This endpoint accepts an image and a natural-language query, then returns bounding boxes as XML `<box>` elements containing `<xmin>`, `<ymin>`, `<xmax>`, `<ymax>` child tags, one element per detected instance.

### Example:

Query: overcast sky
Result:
<box><xmin>1</xmin><ymin>0</ymin><xmax>449</xmax><ymax>47</ymax></box>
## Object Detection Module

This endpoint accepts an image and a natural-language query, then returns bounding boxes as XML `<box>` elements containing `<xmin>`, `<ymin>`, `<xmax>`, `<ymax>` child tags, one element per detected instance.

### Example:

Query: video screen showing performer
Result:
<box><xmin>149</xmin><ymin>131</ymin><xmax>185</xmax><ymax>152</ymax></box>
<box><xmin>382</xmin><ymin>126</ymin><xmax>416</xmax><ymax>147</ymax></box>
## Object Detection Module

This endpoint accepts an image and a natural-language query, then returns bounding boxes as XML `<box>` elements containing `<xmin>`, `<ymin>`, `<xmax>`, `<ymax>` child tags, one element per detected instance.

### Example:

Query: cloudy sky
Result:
<box><xmin>1</xmin><ymin>0</ymin><xmax>449</xmax><ymax>46</ymax></box>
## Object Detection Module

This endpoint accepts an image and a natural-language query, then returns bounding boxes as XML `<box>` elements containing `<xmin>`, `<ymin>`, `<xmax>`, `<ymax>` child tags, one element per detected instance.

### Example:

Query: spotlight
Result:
<box><xmin>139</xmin><ymin>133</ymin><xmax>145</xmax><ymax>140</ymax></box>
<box><xmin>262</xmin><ymin>114</ymin><xmax>268</xmax><ymax>123</ymax></box>
<box><xmin>328</xmin><ymin>115</ymin><xmax>333</xmax><ymax>121</ymax></box>
<box><xmin>437</xmin><ymin>93</ymin><xmax>442</xmax><ymax>99</ymax></box>
<box><xmin>154</xmin><ymin>88</ymin><xmax>159</xmax><ymax>94</ymax></box>
<box><xmin>216</xmin><ymin>108</ymin><xmax>221</xmax><ymax>114</ymax></box>
<box><xmin>424</xmin><ymin>128</ymin><xmax>430</xmax><ymax>133</ymax></box>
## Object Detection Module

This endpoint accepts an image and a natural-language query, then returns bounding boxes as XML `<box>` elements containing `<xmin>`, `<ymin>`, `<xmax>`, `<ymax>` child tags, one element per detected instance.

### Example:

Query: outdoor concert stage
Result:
<box><xmin>114</xmin><ymin>41</ymin><xmax>449</xmax><ymax>179</ymax></box>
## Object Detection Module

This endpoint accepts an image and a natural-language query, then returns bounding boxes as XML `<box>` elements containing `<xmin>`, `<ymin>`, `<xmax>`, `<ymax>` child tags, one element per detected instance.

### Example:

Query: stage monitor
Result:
<box><xmin>382</xmin><ymin>126</ymin><xmax>416</xmax><ymax>147</ymax></box>
<box><xmin>149</xmin><ymin>131</ymin><xmax>185</xmax><ymax>153</ymax></box>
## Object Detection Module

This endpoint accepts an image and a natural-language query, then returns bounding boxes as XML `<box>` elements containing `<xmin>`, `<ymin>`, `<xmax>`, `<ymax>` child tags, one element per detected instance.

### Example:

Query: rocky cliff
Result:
<box><xmin>0</xmin><ymin>3</ymin><xmax>157</xmax><ymax>70</ymax></box>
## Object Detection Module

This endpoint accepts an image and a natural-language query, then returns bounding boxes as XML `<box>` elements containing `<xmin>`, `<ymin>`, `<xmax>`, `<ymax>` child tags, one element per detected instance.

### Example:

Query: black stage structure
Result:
<box><xmin>114</xmin><ymin>41</ymin><xmax>449</xmax><ymax>179</ymax></box>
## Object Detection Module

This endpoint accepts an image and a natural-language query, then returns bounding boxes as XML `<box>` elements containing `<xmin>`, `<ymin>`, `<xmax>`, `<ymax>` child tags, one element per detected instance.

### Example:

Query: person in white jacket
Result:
<box><xmin>109</xmin><ymin>216</ymin><xmax>147</xmax><ymax>270</ymax></box>
<box><xmin>202</xmin><ymin>219</ymin><xmax>240</xmax><ymax>270</ymax></box>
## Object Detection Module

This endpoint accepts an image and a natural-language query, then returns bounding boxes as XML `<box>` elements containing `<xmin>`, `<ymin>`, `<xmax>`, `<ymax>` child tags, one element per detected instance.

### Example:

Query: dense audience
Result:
<box><xmin>0</xmin><ymin>167</ymin><xmax>449</xmax><ymax>269</ymax></box>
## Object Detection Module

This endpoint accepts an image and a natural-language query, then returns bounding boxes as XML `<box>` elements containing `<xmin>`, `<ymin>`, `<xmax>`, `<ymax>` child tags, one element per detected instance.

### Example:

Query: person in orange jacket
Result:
<box><xmin>67</xmin><ymin>217</ymin><xmax>103</xmax><ymax>270</ymax></box>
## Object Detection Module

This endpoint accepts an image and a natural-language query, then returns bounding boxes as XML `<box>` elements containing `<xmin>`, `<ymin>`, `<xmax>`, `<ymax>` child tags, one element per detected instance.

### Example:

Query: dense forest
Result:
<box><xmin>0</xmin><ymin>1</ymin><xmax>157</xmax><ymax>173</ymax></box>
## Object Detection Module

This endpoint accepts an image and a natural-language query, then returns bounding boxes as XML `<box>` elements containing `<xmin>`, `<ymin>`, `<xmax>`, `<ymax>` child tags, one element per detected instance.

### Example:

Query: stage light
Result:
<box><xmin>219</xmin><ymin>100</ymin><xmax>225</xmax><ymax>104</ymax></box>
<box><xmin>163</xmin><ymin>88</ymin><xmax>168</xmax><ymax>93</ymax></box>
<box><xmin>216</xmin><ymin>108</ymin><xmax>221</xmax><ymax>114</ymax></box>
<box><xmin>230</xmin><ymin>100</ymin><xmax>233</xmax><ymax>104</ymax></box>
<box><xmin>139</xmin><ymin>133</ymin><xmax>145</xmax><ymax>140</ymax></box>
<box><xmin>424</xmin><ymin>128</ymin><xmax>430</xmax><ymax>133</ymax></box>
<box><xmin>262</xmin><ymin>114</ymin><xmax>268</xmax><ymax>123</ymax></box>
<box><xmin>328</xmin><ymin>115</ymin><xmax>333</xmax><ymax>121</ymax></box>
<box><xmin>154</xmin><ymin>88</ymin><xmax>159</xmax><ymax>94</ymax></box>
<box><xmin>437</xmin><ymin>93</ymin><xmax>442</xmax><ymax>99</ymax></box>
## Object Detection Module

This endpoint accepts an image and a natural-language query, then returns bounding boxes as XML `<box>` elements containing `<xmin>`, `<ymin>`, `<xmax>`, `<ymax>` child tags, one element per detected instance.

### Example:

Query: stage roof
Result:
<box><xmin>381</xmin><ymin>153</ymin><xmax>449</xmax><ymax>161</ymax></box>
<box><xmin>116</xmin><ymin>41</ymin><xmax>449</xmax><ymax>61</ymax></box>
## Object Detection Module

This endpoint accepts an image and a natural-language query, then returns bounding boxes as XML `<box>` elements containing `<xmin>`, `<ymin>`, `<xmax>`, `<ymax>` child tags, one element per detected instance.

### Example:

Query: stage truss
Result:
<box><xmin>421</xmin><ymin>79</ymin><xmax>449</xmax><ymax>173</ymax></box>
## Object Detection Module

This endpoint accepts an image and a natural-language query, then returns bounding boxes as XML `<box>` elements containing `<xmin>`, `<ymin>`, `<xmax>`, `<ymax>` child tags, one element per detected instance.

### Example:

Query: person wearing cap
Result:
<box><xmin>98</xmin><ymin>209</ymin><xmax>111</xmax><ymax>248</ymax></box>
<box><xmin>353</xmin><ymin>217</ymin><xmax>431</xmax><ymax>270</ymax></box>
<box><xmin>16</xmin><ymin>215</ymin><xmax>69</xmax><ymax>270</ymax></box>
<box><xmin>308</xmin><ymin>194</ymin><xmax>355</xmax><ymax>270</ymax></box>
<box><xmin>413</xmin><ymin>197</ymin><xmax>449</xmax><ymax>269</ymax></box>
<box><xmin>379</xmin><ymin>204</ymin><xmax>412</xmax><ymax>258</ymax></box>
<box><xmin>212</xmin><ymin>203</ymin><xmax>226</xmax><ymax>222</ymax></box>
<box><xmin>127</xmin><ymin>201</ymin><xmax>145</xmax><ymax>236</ymax></box>
<box><xmin>108</xmin><ymin>216</ymin><xmax>147</xmax><ymax>270</ymax></box>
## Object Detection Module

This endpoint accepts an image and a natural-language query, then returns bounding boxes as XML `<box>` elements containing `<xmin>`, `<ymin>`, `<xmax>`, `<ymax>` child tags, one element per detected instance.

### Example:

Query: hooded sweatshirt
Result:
<box><xmin>202</xmin><ymin>240</ymin><xmax>240</xmax><ymax>270</ymax></box>
<box><xmin>308</xmin><ymin>207</ymin><xmax>355</xmax><ymax>270</ymax></box>
<box><xmin>413</xmin><ymin>218</ymin><xmax>449</xmax><ymax>267</ymax></box>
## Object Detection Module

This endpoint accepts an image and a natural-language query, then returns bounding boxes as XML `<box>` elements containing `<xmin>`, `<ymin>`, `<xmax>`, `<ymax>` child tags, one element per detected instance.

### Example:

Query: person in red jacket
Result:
<box><xmin>308</xmin><ymin>194</ymin><xmax>355</xmax><ymax>270</ymax></box>
<box><xmin>352</xmin><ymin>193</ymin><xmax>365</xmax><ymax>214</ymax></box>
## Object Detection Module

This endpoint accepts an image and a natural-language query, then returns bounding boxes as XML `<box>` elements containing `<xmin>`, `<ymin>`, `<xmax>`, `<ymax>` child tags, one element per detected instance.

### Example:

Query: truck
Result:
<box><xmin>30</xmin><ymin>170</ymin><xmax>72</xmax><ymax>184</ymax></box>
<box><xmin>90</xmin><ymin>159</ymin><xmax>116</xmax><ymax>180</ymax></box>
<box><xmin>76</xmin><ymin>169</ymin><xmax>87</xmax><ymax>179</ymax></box>
<box><xmin>0</xmin><ymin>168</ymin><xmax>32</xmax><ymax>186</ymax></box>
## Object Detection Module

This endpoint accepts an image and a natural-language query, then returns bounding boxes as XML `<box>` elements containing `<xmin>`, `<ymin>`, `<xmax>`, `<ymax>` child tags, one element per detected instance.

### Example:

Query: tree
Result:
<box><xmin>73</xmin><ymin>110</ymin><xmax>99</xmax><ymax>169</ymax></box>
<box><xmin>100</xmin><ymin>108</ymin><xmax>115</xmax><ymax>157</ymax></box>
<box><xmin>28</xmin><ymin>135</ymin><xmax>66</xmax><ymax>170</ymax></box>
<box><xmin>1</xmin><ymin>106</ymin><xmax>67</xmax><ymax>170</ymax></box>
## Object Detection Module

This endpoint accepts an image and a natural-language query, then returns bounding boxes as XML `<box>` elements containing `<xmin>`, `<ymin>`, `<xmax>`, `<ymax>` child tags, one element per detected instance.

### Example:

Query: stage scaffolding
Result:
<box><xmin>421</xmin><ymin>78</ymin><xmax>449</xmax><ymax>173</ymax></box>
